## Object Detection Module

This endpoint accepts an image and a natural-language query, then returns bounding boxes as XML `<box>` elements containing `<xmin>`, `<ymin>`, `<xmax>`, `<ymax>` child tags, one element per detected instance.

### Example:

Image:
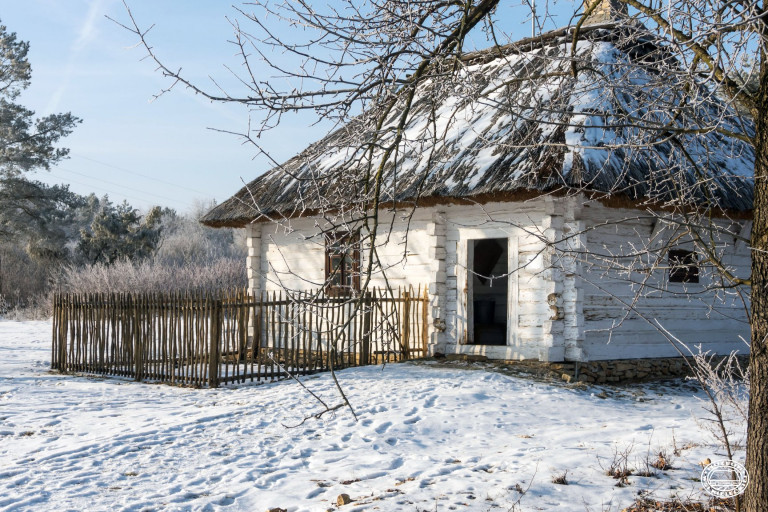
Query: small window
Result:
<box><xmin>669</xmin><ymin>249</ymin><xmax>699</xmax><ymax>283</ymax></box>
<box><xmin>325</xmin><ymin>232</ymin><xmax>360</xmax><ymax>294</ymax></box>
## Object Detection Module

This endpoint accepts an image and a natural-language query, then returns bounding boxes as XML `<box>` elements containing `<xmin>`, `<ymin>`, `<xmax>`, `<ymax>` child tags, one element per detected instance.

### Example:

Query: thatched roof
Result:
<box><xmin>202</xmin><ymin>23</ymin><xmax>754</xmax><ymax>228</ymax></box>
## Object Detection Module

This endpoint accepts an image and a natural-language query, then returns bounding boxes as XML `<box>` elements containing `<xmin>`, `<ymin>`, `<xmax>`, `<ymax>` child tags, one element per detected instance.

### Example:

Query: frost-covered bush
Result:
<box><xmin>57</xmin><ymin>257</ymin><xmax>246</xmax><ymax>295</ymax></box>
<box><xmin>155</xmin><ymin>202</ymin><xmax>246</xmax><ymax>266</ymax></box>
<box><xmin>0</xmin><ymin>246</ymin><xmax>53</xmax><ymax>311</ymax></box>
<box><xmin>3</xmin><ymin>199</ymin><xmax>248</xmax><ymax>317</ymax></box>
<box><xmin>1</xmin><ymin>295</ymin><xmax>52</xmax><ymax>320</ymax></box>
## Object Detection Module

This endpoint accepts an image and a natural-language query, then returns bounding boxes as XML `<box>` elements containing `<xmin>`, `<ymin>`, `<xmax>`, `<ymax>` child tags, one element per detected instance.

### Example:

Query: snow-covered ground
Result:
<box><xmin>0</xmin><ymin>321</ymin><xmax>741</xmax><ymax>512</ymax></box>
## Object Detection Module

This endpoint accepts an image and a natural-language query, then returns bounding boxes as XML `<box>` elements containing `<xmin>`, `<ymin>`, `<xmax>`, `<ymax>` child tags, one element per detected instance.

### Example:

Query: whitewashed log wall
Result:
<box><xmin>246</xmin><ymin>210</ymin><xmax>434</xmax><ymax>294</ymax></box>
<box><xmin>243</xmin><ymin>197</ymin><xmax>751</xmax><ymax>363</ymax></box>
<box><xmin>578</xmin><ymin>203</ymin><xmax>750</xmax><ymax>361</ymax></box>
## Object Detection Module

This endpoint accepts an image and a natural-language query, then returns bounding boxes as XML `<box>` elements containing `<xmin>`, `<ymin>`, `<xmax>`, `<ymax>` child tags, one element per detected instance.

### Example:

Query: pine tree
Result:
<box><xmin>0</xmin><ymin>20</ymin><xmax>80</xmax><ymax>254</ymax></box>
<box><xmin>76</xmin><ymin>196</ymin><xmax>163</xmax><ymax>265</ymax></box>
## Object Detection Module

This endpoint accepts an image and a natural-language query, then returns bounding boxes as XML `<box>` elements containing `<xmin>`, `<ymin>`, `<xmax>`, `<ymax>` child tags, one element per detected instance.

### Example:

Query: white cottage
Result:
<box><xmin>202</xmin><ymin>6</ymin><xmax>753</xmax><ymax>380</ymax></box>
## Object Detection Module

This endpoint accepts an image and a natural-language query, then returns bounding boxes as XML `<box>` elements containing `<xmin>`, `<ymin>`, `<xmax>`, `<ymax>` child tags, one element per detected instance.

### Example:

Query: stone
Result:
<box><xmin>337</xmin><ymin>493</ymin><xmax>352</xmax><ymax>506</ymax></box>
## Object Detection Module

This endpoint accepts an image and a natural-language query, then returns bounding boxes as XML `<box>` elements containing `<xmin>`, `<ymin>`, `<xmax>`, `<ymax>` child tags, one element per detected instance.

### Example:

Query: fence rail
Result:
<box><xmin>51</xmin><ymin>287</ymin><xmax>428</xmax><ymax>387</ymax></box>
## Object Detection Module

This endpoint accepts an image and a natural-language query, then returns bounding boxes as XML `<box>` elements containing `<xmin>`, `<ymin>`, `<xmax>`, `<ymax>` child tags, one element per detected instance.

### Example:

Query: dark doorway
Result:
<box><xmin>469</xmin><ymin>238</ymin><xmax>508</xmax><ymax>345</ymax></box>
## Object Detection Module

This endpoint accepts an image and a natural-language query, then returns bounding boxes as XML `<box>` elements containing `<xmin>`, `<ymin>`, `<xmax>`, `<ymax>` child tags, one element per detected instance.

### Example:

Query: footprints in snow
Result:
<box><xmin>361</xmin><ymin>392</ymin><xmax>438</xmax><ymax>437</ymax></box>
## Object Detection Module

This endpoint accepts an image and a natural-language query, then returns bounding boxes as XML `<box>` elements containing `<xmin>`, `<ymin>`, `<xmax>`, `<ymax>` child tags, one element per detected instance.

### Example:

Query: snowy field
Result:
<box><xmin>0</xmin><ymin>321</ymin><xmax>741</xmax><ymax>512</ymax></box>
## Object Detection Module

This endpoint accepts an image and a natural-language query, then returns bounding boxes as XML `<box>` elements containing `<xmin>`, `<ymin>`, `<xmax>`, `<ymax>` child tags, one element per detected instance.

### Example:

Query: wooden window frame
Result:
<box><xmin>325</xmin><ymin>231</ymin><xmax>361</xmax><ymax>295</ymax></box>
<box><xmin>668</xmin><ymin>249</ymin><xmax>699</xmax><ymax>284</ymax></box>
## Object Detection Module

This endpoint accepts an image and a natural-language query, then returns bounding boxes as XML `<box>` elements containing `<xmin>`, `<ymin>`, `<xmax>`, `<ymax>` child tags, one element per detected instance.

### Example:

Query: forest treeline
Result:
<box><xmin>0</xmin><ymin>195</ymin><xmax>246</xmax><ymax>317</ymax></box>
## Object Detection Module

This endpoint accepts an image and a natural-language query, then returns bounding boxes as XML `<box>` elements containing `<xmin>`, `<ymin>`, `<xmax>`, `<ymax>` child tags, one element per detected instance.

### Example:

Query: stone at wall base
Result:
<box><xmin>492</xmin><ymin>355</ymin><xmax>748</xmax><ymax>384</ymax></box>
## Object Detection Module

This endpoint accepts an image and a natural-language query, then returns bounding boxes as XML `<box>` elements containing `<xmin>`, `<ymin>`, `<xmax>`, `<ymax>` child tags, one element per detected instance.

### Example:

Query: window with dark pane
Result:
<box><xmin>325</xmin><ymin>232</ymin><xmax>360</xmax><ymax>294</ymax></box>
<box><xmin>668</xmin><ymin>249</ymin><xmax>699</xmax><ymax>283</ymax></box>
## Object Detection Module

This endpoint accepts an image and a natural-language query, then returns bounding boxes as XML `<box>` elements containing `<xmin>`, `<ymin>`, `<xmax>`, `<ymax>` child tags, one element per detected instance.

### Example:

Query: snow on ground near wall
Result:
<box><xmin>0</xmin><ymin>321</ymin><xmax>742</xmax><ymax>512</ymax></box>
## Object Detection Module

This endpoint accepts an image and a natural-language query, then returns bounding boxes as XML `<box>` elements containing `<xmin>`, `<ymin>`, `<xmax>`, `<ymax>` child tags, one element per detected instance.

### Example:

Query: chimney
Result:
<box><xmin>584</xmin><ymin>0</ymin><xmax>628</xmax><ymax>24</ymax></box>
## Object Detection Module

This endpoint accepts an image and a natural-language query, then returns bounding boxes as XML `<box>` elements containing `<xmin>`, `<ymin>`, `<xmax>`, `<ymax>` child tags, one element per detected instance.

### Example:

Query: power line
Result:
<box><xmin>72</xmin><ymin>153</ymin><xmax>219</xmax><ymax>196</ymax></box>
<box><xmin>45</xmin><ymin>174</ymin><xmax>183</xmax><ymax>209</ymax></box>
<box><xmin>33</xmin><ymin>169</ymin><xmax>191</xmax><ymax>210</ymax></box>
<box><xmin>55</xmin><ymin>166</ymin><xmax>186</xmax><ymax>206</ymax></box>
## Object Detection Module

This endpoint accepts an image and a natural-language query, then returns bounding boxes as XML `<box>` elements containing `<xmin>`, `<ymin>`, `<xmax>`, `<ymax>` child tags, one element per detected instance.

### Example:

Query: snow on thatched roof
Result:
<box><xmin>202</xmin><ymin>24</ymin><xmax>754</xmax><ymax>228</ymax></box>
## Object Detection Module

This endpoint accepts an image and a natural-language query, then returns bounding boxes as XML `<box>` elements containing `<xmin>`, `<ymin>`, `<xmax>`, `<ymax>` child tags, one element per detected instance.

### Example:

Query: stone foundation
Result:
<box><xmin>564</xmin><ymin>358</ymin><xmax>688</xmax><ymax>383</ymax></box>
<box><xmin>441</xmin><ymin>354</ymin><xmax>749</xmax><ymax>383</ymax></box>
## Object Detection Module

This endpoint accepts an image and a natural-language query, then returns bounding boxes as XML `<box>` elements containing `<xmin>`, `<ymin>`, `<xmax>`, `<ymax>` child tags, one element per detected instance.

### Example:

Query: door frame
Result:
<box><xmin>458</xmin><ymin>232</ymin><xmax>518</xmax><ymax>346</ymax></box>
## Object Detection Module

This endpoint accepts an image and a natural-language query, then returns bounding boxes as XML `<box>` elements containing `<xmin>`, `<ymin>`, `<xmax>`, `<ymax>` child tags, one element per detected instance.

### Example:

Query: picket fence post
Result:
<box><xmin>209</xmin><ymin>297</ymin><xmax>222</xmax><ymax>388</ymax></box>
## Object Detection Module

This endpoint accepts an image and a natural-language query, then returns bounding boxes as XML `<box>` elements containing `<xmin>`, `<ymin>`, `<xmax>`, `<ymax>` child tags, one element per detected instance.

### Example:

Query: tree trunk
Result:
<box><xmin>745</xmin><ymin>53</ymin><xmax>768</xmax><ymax>511</ymax></box>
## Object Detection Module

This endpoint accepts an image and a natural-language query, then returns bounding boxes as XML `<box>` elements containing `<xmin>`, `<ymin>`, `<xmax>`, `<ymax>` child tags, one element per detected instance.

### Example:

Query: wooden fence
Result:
<box><xmin>51</xmin><ymin>287</ymin><xmax>428</xmax><ymax>387</ymax></box>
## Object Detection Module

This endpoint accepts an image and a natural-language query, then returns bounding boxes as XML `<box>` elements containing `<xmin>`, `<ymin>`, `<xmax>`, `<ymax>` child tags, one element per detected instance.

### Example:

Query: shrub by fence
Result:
<box><xmin>51</xmin><ymin>287</ymin><xmax>428</xmax><ymax>387</ymax></box>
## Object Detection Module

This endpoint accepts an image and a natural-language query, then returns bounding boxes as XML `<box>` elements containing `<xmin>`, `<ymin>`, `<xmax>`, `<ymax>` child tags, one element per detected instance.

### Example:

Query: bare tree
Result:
<box><xmin>115</xmin><ymin>0</ymin><xmax>765</xmax><ymax>508</ymax></box>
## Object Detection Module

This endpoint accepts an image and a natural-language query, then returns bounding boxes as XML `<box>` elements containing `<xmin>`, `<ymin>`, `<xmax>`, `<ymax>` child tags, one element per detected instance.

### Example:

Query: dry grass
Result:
<box><xmin>621</xmin><ymin>496</ymin><xmax>737</xmax><ymax>512</ymax></box>
<box><xmin>551</xmin><ymin>470</ymin><xmax>569</xmax><ymax>485</ymax></box>
<box><xmin>601</xmin><ymin>442</ymin><xmax>634</xmax><ymax>486</ymax></box>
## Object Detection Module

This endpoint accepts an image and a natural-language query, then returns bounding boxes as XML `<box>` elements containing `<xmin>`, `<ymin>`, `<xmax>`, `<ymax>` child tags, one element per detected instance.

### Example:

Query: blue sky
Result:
<box><xmin>2</xmin><ymin>0</ymin><xmax>324</xmax><ymax>212</ymax></box>
<box><xmin>2</xmin><ymin>1</ymin><xmax>575</xmax><ymax>213</ymax></box>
